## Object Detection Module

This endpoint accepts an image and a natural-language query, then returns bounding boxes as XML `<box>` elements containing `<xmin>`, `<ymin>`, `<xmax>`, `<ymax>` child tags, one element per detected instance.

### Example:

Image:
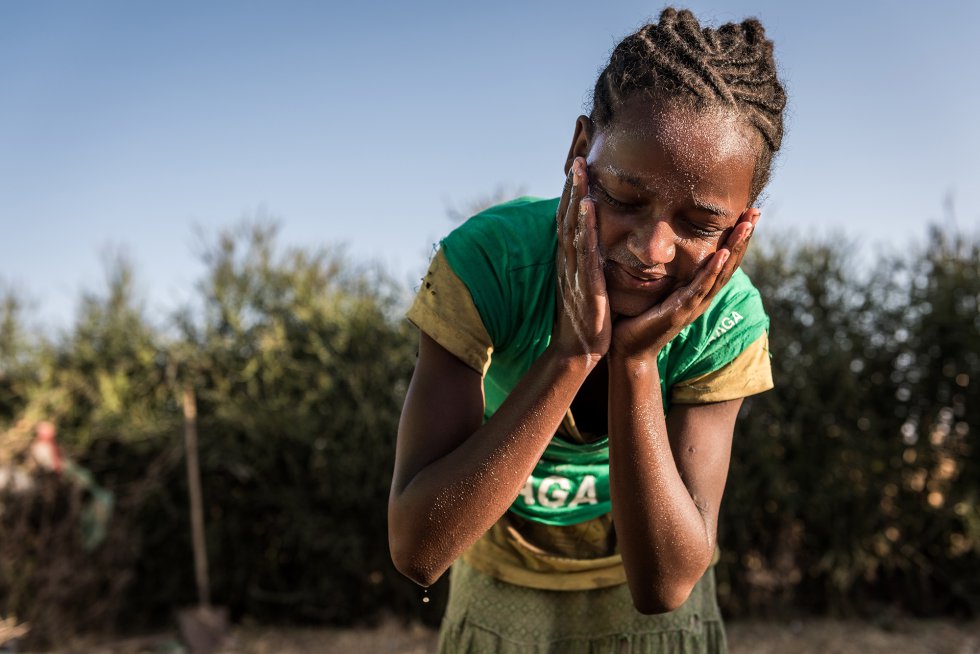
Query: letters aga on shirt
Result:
<box><xmin>407</xmin><ymin>196</ymin><xmax>774</xmax><ymax>590</ymax></box>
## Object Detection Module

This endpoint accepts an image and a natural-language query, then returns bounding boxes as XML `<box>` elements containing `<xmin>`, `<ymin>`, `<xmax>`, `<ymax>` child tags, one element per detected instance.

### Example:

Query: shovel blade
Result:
<box><xmin>177</xmin><ymin>605</ymin><xmax>228</xmax><ymax>654</ymax></box>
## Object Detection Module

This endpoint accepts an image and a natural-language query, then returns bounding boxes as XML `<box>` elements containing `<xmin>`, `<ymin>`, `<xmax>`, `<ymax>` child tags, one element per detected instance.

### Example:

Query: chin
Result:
<box><xmin>608</xmin><ymin>288</ymin><xmax>670</xmax><ymax>318</ymax></box>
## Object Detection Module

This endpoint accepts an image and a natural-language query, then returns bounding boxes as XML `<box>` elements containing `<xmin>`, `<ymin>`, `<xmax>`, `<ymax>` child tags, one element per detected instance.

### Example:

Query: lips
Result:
<box><xmin>606</xmin><ymin>260</ymin><xmax>674</xmax><ymax>291</ymax></box>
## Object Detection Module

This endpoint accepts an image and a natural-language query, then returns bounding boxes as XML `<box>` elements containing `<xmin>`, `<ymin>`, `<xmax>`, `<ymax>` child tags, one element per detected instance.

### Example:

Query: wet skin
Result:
<box><xmin>389</xmin><ymin>100</ymin><xmax>764</xmax><ymax>613</ymax></box>
<box><xmin>550</xmin><ymin>103</ymin><xmax>761</xmax><ymax>610</ymax></box>
<box><xmin>557</xmin><ymin>97</ymin><xmax>760</xmax><ymax>331</ymax></box>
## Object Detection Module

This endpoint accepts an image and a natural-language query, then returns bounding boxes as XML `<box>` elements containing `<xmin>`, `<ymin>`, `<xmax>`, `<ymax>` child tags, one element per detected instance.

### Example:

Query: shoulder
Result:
<box><xmin>672</xmin><ymin>333</ymin><xmax>773</xmax><ymax>404</ymax></box>
<box><xmin>406</xmin><ymin>249</ymin><xmax>494</xmax><ymax>375</ymax></box>
<box><xmin>701</xmin><ymin>269</ymin><xmax>768</xmax><ymax>343</ymax></box>
<box><xmin>665</xmin><ymin>269</ymin><xmax>770</xmax><ymax>384</ymax></box>
<box><xmin>440</xmin><ymin>197</ymin><xmax>559</xmax><ymax>349</ymax></box>
<box><xmin>442</xmin><ymin>196</ymin><xmax>559</xmax><ymax>276</ymax></box>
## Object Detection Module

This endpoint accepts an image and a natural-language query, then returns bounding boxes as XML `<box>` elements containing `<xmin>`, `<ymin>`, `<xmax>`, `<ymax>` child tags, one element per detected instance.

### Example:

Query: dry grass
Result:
<box><xmin>726</xmin><ymin>618</ymin><xmax>979</xmax><ymax>654</ymax></box>
<box><xmin>33</xmin><ymin>616</ymin><xmax>980</xmax><ymax>654</ymax></box>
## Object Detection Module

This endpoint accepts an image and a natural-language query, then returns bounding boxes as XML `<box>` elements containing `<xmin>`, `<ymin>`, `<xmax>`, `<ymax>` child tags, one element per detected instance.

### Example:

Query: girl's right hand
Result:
<box><xmin>552</xmin><ymin>157</ymin><xmax>612</xmax><ymax>365</ymax></box>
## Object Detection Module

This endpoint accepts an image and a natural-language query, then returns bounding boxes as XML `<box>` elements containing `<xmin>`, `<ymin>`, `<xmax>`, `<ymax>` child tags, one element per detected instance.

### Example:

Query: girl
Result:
<box><xmin>389</xmin><ymin>8</ymin><xmax>786</xmax><ymax>653</ymax></box>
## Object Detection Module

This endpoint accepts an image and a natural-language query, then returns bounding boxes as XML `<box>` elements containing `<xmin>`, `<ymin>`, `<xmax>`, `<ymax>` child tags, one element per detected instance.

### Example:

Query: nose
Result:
<box><xmin>627</xmin><ymin>218</ymin><xmax>675</xmax><ymax>267</ymax></box>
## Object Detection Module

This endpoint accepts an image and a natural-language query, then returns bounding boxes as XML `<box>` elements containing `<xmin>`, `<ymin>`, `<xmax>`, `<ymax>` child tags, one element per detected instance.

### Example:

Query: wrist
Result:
<box><xmin>545</xmin><ymin>341</ymin><xmax>602</xmax><ymax>376</ymax></box>
<box><xmin>608</xmin><ymin>347</ymin><xmax>660</xmax><ymax>373</ymax></box>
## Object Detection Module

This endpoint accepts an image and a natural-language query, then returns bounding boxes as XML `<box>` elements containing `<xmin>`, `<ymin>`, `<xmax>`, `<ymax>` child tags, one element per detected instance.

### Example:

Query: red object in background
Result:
<box><xmin>30</xmin><ymin>421</ymin><xmax>63</xmax><ymax>473</ymax></box>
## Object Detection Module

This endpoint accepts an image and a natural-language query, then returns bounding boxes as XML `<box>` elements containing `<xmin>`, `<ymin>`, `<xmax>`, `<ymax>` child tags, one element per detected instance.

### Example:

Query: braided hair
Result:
<box><xmin>590</xmin><ymin>7</ymin><xmax>787</xmax><ymax>202</ymax></box>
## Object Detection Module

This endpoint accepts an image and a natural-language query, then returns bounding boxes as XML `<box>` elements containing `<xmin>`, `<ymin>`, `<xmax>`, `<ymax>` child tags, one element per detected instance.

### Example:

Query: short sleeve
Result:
<box><xmin>406</xmin><ymin>249</ymin><xmax>493</xmax><ymax>375</ymax></box>
<box><xmin>671</xmin><ymin>333</ymin><xmax>774</xmax><ymax>404</ymax></box>
<box><xmin>440</xmin><ymin>210</ymin><xmax>518</xmax><ymax>350</ymax></box>
<box><xmin>663</xmin><ymin>268</ymin><xmax>771</xmax><ymax>387</ymax></box>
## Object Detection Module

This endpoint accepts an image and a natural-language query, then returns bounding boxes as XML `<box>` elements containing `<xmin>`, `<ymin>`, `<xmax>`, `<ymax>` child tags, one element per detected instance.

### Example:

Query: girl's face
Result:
<box><xmin>566</xmin><ymin>99</ymin><xmax>760</xmax><ymax>317</ymax></box>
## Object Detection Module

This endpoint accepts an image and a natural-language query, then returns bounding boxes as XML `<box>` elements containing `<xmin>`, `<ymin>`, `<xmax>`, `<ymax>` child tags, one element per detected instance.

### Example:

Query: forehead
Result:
<box><xmin>594</xmin><ymin>99</ymin><xmax>759</xmax><ymax>195</ymax></box>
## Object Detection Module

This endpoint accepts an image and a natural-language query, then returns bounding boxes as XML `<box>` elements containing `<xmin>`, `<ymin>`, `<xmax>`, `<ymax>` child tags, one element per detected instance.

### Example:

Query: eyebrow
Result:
<box><xmin>599</xmin><ymin>164</ymin><xmax>733</xmax><ymax>219</ymax></box>
<box><xmin>691</xmin><ymin>197</ymin><xmax>732</xmax><ymax>218</ymax></box>
<box><xmin>600</xmin><ymin>164</ymin><xmax>649</xmax><ymax>192</ymax></box>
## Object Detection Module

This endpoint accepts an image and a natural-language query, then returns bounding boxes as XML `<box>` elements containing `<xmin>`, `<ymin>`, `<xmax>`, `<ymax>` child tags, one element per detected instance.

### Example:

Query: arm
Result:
<box><xmin>388</xmin><ymin>159</ymin><xmax>609</xmax><ymax>586</ymax></box>
<box><xmin>605</xmin><ymin>197</ymin><xmax>760</xmax><ymax>613</ymax></box>
<box><xmin>608</xmin><ymin>353</ymin><xmax>741</xmax><ymax>613</ymax></box>
<box><xmin>389</xmin><ymin>333</ymin><xmax>593</xmax><ymax>586</ymax></box>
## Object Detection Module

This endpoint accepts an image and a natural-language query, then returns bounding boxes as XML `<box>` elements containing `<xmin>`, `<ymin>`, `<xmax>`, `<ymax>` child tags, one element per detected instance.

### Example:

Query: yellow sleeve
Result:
<box><xmin>671</xmin><ymin>333</ymin><xmax>774</xmax><ymax>404</ymax></box>
<box><xmin>406</xmin><ymin>249</ymin><xmax>493</xmax><ymax>375</ymax></box>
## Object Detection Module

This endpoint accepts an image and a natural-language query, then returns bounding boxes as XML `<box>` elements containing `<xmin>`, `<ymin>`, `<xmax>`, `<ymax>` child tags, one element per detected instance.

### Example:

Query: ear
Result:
<box><xmin>563</xmin><ymin>115</ymin><xmax>594</xmax><ymax>175</ymax></box>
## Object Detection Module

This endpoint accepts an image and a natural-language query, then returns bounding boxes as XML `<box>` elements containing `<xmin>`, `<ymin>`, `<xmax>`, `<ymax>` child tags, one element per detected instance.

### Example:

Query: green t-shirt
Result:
<box><xmin>442</xmin><ymin>196</ymin><xmax>768</xmax><ymax>525</ymax></box>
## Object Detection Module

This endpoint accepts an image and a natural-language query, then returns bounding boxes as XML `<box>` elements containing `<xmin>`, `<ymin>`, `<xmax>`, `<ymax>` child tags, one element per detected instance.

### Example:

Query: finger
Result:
<box><xmin>561</xmin><ymin>159</ymin><xmax>584</xmax><ymax>282</ymax></box>
<box><xmin>555</xmin><ymin>166</ymin><xmax>577</xmax><ymax>306</ymax></box>
<box><xmin>555</xmin><ymin>231</ymin><xmax>567</xmax><ymax>294</ymax></box>
<box><xmin>740</xmin><ymin>208</ymin><xmax>760</xmax><ymax>238</ymax></box>
<box><xmin>669</xmin><ymin>249</ymin><xmax>729</xmax><ymax>326</ymax></box>
<box><xmin>577</xmin><ymin>158</ymin><xmax>591</xmax><ymax>195</ymax></box>
<box><xmin>720</xmin><ymin>209</ymin><xmax>755</xmax><ymax>252</ymax></box>
<box><xmin>703</xmin><ymin>238</ymin><xmax>746</xmax><ymax>304</ymax></box>
<box><xmin>577</xmin><ymin>197</ymin><xmax>605</xmax><ymax>294</ymax></box>
<box><xmin>716</xmin><ymin>208</ymin><xmax>747</xmax><ymax>250</ymax></box>
<box><xmin>564</xmin><ymin>158</ymin><xmax>584</xmax><ymax>233</ymax></box>
<box><xmin>575</xmin><ymin>161</ymin><xmax>597</xmax><ymax>285</ymax></box>
<box><xmin>651</xmin><ymin>248</ymin><xmax>728</xmax><ymax>324</ymax></box>
<box><xmin>685</xmin><ymin>248</ymin><xmax>729</xmax><ymax>308</ymax></box>
<box><xmin>624</xmin><ymin>248</ymin><xmax>726</xmax><ymax>339</ymax></box>
<box><xmin>556</xmin><ymin>165</ymin><xmax>574</xmax><ymax>227</ymax></box>
<box><xmin>557</xmin><ymin>156</ymin><xmax>585</xmax><ymax>228</ymax></box>
<box><xmin>711</xmin><ymin>209</ymin><xmax>759</xmax><ymax>294</ymax></box>
<box><xmin>699</xmin><ymin>249</ymin><xmax>736</xmax><ymax>309</ymax></box>
<box><xmin>725</xmin><ymin>220</ymin><xmax>754</xmax><ymax>270</ymax></box>
<box><xmin>710</xmin><ymin>208</ymin><xmax>756</xmax><ymax>287</ymax></box>
<box><xmin>718</xmin><ymin>209</ymin><xmax>762</xmax><ymax>286</ymax></box>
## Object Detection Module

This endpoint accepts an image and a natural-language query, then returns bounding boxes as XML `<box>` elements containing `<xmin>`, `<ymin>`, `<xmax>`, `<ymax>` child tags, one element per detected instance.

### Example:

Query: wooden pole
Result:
<box><xmin>183</xmin><ymin>385</ymin><xmax>210</xmax><ymax>608</ymax></box>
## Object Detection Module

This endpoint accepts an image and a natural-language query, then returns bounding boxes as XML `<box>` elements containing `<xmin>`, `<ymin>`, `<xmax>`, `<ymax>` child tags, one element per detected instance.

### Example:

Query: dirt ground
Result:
<box><xmin>42</xmin><ymin>616</ymin><xmax>980</xmax><ymax>654</ymax></box>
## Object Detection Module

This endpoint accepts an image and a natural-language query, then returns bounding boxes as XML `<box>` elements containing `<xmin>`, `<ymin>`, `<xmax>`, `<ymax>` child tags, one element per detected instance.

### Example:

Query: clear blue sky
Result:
<box><xmin>2</xmin><ymin>1</ymin><xmax>978</xmax><ymax>328</ymax></box>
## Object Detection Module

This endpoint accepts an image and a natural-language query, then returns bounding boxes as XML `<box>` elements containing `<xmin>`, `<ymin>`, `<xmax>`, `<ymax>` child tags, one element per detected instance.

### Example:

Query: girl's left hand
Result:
<box><xmin>609</xmin><ymin>209</ymin><xmax>760</xmax><ymax>362</ymax></box>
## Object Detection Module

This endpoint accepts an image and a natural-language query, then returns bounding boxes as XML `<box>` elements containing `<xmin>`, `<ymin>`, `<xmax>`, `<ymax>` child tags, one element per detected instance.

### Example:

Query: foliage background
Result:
<box><xmin>1</xmin><ymin>220</ymin><xmax>977</xmax><ymax>648</ymax></box>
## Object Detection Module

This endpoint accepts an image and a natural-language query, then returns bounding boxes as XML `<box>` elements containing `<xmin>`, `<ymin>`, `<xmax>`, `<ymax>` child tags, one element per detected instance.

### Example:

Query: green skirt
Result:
<box><xmin>438</xmin><ymin>559</ymin><xmax>727</xmax><ymax>654</ymax></box>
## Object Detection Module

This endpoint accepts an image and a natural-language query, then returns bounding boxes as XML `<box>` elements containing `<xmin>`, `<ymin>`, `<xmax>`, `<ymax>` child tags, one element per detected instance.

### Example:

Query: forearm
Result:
<box><xmin>389</xmin><ymin>346</ymin><xmax>595</xmax><ymax>586</ymax></box>
<box><xmin>607</xmin><ymin>352</ymin><xmax>715</xmax><ymax>612</ymax></box>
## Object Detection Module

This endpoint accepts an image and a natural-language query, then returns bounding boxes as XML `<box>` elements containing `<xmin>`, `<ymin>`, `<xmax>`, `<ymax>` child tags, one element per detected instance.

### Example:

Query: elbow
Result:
<box><xmin>629</xmin><ymin>581</ymin><xmax>696</xmax><ymax>615</ymax></box>
<box><xmin>624</xmin><ymin>548</ymin><xmax>714</xmax><ymax>614</ymax></box>
<box><xmin>390</xmin><ymin>547</ymin><xmax>444</xmax><ymax>588</ymax></box>
<box><xmin>388</xmin><ymin>509</ymin><xmax>444</xmax><ymax>588</ymax></box>
<box><xmin>389</xmin><ymin>539</ymin><xmax>442</xmax><ymax>588</ymax></box>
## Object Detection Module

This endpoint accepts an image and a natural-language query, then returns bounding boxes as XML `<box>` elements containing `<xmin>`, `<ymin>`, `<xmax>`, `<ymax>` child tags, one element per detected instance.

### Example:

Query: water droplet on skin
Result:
<box><xmin>422</xmin><ymin>589</ymin><xmax>430</xmax><ymax>604</ymax></box>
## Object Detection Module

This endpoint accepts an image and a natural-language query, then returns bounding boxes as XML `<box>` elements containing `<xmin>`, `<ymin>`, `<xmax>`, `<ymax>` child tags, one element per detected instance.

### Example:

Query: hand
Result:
<box><xmin>610</xmin><ymin>208</ymin><xmax>761</xmax><ymax>362</ymax></box>
<box><xmin>552</xmin><ymin>157</ymin><xmax>612</xmax><ymax>364</ymax></box>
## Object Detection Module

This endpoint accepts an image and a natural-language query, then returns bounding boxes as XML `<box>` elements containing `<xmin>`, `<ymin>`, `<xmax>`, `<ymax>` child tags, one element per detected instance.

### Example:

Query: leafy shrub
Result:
<box><xmin>1</xmin><ymin>221</ymin><xmax>977</xmax><ymax>646</ymax></box>
<box><xmin>718</xmin><ymin>228</ymin><xmax>979</xmax><ymax>617</ymax></box>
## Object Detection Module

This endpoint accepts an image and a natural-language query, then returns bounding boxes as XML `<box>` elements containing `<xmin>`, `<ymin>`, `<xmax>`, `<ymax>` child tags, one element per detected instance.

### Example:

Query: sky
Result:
<box><xmin>2</xmin><ymin>0</ymin><xmax>979</xmax><ymax>330</ymax></box>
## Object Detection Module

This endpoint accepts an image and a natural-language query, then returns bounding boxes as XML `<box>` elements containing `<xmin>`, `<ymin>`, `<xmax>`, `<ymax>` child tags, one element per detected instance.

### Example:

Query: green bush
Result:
<box><xmin>0</xmin><ymin>223</ymin><xmax>420</xmax><ymax>645</ymax></box>
<box><xmin>167</xmin><ymin>222</ymin><xmax>418</xmax><ymax>623</ymax></box>
<box><xmin>719</xmin><ymin>228</ymin><xmax>979</xmax><ymax>617</ymax></box>
<box><xmin>1</xmin><ymin>221</ymin><xmax>977</xmax><ymax>647</ymax></box>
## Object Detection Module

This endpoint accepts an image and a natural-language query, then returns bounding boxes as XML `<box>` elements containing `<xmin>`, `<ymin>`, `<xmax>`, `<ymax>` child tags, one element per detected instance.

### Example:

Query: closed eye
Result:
<box><xmin>682</xmin><ymin>218</ymin><xmax>725</xmax><ymax>239</ymax></box>
<box><xmin>591</xmin><ymin>180</ymin><xmax>641</xmax><ymax>211</ymax></box>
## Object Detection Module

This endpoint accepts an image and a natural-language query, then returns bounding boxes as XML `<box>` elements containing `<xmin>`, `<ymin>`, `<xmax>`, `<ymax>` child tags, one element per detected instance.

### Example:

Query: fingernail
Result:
<box><xmin>745</xmin><ymin>223</ymin><xmax>754</xmax><ymax>238</ymax></box>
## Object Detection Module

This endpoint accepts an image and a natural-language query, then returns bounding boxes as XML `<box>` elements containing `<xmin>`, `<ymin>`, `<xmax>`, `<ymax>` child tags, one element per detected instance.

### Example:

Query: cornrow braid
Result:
<box><xmin>590</xmin><ymin>7</ymin><xmax>787</xmax><ymax>201</ymax></box>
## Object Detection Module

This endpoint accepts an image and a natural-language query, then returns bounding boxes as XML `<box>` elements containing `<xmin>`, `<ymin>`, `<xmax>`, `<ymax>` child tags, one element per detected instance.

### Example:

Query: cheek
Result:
<box><xmin>677</xmin><ymin>238</ymin><xmax>719</xmax><ymax>275</ymax></box>
<box><xmin>593</xmin><ymin>204</ymin><xmax>629</xmax><ymax>256</ymax></box>
<box><xmin>694</xmin><ymin>238</ymin><xmax>721</xmax><ymax>262</ymax></box>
